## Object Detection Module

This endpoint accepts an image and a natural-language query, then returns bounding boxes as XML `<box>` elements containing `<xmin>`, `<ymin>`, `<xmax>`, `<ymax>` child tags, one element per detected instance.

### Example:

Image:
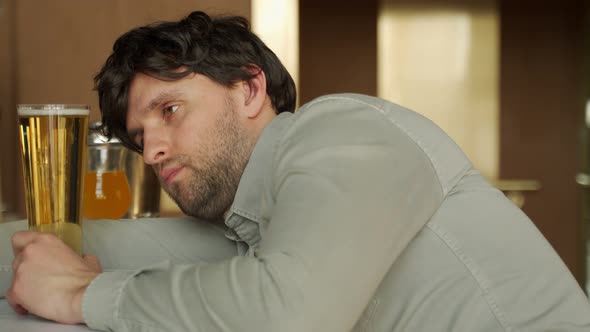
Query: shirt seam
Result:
<box><xmin>228</xmin><ymin>112</ymin><xmax>293</xmax><ymax>224</ymax></box>
<box><xmin>358</xmin><ymin>297</ymin><xmax>380</xmax><ymax>332</ymax></box>
<box><xmin>269</xmin><ymin>112</ymin><xmax>296</xmax><ymax>218</ymax></box>
<box><xmin>425</xmin><ymin>222</ymin><xmax>515</xmax><ymax>332</ymax></box>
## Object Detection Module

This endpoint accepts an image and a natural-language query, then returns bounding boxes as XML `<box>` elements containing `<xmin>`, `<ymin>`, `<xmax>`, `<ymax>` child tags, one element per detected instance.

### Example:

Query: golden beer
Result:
<box><xmin>18</xmin><ymin>105</ymin><xmax>89</xmax><ymax>254</ymax></box>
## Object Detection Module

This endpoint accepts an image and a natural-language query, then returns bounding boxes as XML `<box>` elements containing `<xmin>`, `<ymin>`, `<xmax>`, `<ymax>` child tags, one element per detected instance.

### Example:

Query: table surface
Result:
<box><xmin>0</xmin><ymin>300</ymin><xmax>94</xmax><ymax>331</ymax></box>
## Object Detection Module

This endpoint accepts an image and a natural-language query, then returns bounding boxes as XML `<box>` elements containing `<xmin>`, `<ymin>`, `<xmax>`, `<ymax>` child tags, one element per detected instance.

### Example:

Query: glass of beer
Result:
<box><xmin>18</xmin><ymin>104</ymin><xmax>89</xmax><ymax>254</ymax></box>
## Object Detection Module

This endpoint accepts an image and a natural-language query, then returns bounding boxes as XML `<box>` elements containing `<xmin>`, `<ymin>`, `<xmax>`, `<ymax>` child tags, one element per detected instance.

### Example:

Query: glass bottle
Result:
<box><xmin>83</xmin><ymin>124</ymin><xmax>131</xmax><ymax>220</ymax></box>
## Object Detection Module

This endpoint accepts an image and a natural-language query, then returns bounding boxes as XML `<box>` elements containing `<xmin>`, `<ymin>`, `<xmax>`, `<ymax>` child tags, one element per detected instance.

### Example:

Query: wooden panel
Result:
<box><xmin>299</xmin><ymin>0</ymin><xmax>377</xmax><ymax>104</ymax></box>
<box><xmin>15</xmin><ymin>0</ymin><xmax>250</xmax><ymax>121</ymax></box>
<box><xmin>2</xmin><ymin>1</ymin><xmax>250</xmax><ymax>217</ymax></box>
<box><xmin>0</xmin><ymin>0</ymin><xmax>16</xmax><ymax>219</ymax></box>
<box><xmin>499</xmin><ymin>0</ymin><xmax>587</xmax><ymax>285</ymax></box>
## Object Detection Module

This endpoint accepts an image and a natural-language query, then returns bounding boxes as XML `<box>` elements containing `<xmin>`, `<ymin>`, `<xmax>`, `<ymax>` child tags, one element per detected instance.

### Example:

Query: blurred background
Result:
<box><xmin>1</xmin><ymin>0</ymin><xmax>589</xmax><ymax>292</ymax></box>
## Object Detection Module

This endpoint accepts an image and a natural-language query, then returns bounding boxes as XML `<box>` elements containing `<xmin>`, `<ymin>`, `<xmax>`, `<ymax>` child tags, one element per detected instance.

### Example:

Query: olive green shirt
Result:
<box><xmin>2</xmin><ymin>94</ymin><xmax>589</xmax><ymax>331</ymax></box>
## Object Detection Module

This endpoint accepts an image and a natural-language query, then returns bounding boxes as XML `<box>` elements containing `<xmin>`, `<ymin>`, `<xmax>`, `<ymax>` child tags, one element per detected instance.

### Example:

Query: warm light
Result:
<box><xmin>378</xmin><ymin>3</ymin><xmax>499</xmax><ymax>179</ymax></box>
<box><xmin>251</xmin><ymin>0</ymin><xmax>299</xmax><ymax>93</ymax></box>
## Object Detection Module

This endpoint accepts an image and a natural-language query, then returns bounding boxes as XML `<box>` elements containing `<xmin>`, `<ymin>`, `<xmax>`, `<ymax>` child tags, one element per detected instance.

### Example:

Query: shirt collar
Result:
<box><xmin>225</xmin><ymin>111</ymin><xmax>294</xmax><ymax>226</ymax></box>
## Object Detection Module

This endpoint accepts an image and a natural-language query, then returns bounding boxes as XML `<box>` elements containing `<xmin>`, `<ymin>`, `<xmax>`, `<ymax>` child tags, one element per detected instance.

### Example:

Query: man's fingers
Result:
<box><xmin>14</xmin><ymin>304</ymin><xmax>28</xmax><ymax>315</ymax></box>
<box><xmin>11</xmin><ymin>231</ymin><xmax>38</xmax><ymax>256</ymax></box>
<box><xmin>11</xmin><ymin>252</ymin><xmax>23</xmax><ymax>272</ymax></box>
<box><xmin>6</xmin><ymin>289</ymin><xmax>28</xmax><ymax>315</ymax></box>
<box><xmin>83</xmin><ymin>255</ymin><xmax>103</xmax><ymax>273</ymax></box>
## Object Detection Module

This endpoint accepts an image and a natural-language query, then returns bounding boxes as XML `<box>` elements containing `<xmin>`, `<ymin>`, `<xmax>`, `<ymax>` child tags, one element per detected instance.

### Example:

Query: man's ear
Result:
<box><xmin>240</xmin><ymin>65</ymin><xmax>267</xmax><ymax>118</ymax></box>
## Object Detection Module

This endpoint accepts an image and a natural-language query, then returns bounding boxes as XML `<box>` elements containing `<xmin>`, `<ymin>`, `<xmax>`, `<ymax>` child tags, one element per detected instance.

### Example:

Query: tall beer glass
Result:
<box><xmin>18</xmin><ymin>104</ymin><xmax>89</xmax><ymax>254</ymax></box>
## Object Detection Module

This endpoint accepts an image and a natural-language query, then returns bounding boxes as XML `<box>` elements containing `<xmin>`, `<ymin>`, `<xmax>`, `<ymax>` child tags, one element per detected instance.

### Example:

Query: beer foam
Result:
<box><xmin>18</xmin><ymin>105</ymin><xmax>89</xmax><ymax>116</ymax></box>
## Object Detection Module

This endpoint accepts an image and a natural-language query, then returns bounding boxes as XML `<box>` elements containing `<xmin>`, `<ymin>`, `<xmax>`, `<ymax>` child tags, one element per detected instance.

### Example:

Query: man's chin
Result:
<box><xmin>165</xmin><ymin>189</ymin><xmax>205</xmax><ymax>219</ymax></box>
<box><xmin>162</xmin><ymin>186</ymin><xmax>188</xmax><ymax>212</ymax></box>
<box><xmin>175</xmin><ymin>197</ymin><xmax>227</xmax><ymax>223</ymax></box>
<box><xmin>164</xmin><ymin>182</ymin><xmax>228</xmax><ymax>222</ymax></box>
<box><xmin>170</xmin><ymin>194</ymin><xmax>197</xmax><ymax>218</ymax></box>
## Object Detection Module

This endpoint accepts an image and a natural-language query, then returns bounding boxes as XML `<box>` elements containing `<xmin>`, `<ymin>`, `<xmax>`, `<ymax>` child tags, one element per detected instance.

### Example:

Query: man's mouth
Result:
<box><xmin>159</xmin><ymin>166</ymin><xmax>184</xmax><ymax>186</ymax></box>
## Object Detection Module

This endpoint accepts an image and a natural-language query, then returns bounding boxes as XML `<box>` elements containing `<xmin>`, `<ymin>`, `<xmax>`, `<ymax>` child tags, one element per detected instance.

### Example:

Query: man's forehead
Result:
<box><xmin>128</xmin><ymin>75</ymin><xmax>176</xmax><ymax>113</ymax></box>
<box><xmin>127</xmin><ymin>73</ymin><xmax>162</xmax><ymax>108</ymax></box>
<box><xmin>126</xmin><ymin>73</ymin><xmax>165</xmax><ymax>130</ymax></box>
<box><xmin>128</xmin><ymin>71</ymin><xmax>199</xmax><ymax>106</ymax></box>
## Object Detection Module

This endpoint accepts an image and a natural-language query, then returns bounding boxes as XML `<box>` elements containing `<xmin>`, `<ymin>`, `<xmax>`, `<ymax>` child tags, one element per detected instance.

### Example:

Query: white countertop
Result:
<box><xmin>0</xmin><ymin>299</ymin><xmax>94</xmax><ymax>332</ymax></box>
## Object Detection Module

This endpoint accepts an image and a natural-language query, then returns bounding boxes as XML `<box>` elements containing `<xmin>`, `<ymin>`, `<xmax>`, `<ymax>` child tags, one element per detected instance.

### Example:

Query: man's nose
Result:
<box><xmin>142</xmin><ymin>128</ymin><xmax>169</xmax><ymax>166</ymax></box>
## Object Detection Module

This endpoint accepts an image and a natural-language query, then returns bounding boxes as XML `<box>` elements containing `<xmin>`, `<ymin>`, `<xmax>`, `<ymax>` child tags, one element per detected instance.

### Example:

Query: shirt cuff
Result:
<box><xmin>82</xmin><ymin>270</ymin><xmax>137</xmax><ymax>331</ymax></box>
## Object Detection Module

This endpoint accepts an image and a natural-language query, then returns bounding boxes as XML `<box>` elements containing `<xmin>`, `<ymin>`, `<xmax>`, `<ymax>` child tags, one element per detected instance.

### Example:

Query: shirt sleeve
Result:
<box><xmin>83</xmin><ymin>96</ymin><xmax>445</xmax><ymax>331</ymax></box>
<box><xmin>0</xmin><ymin>219</ymin><xmax>27</xmax><ymax>298</ymax></box>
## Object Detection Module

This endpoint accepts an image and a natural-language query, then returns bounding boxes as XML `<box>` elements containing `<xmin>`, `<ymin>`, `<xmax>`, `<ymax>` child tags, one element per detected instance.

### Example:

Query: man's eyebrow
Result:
<box><xmin>146</xmin><ymin>89</ymin><xmax>182</xmax><ymax>112</ymax></box>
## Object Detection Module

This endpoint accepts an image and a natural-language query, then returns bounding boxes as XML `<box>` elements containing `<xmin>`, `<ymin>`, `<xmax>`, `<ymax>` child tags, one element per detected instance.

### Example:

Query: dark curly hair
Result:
<box><xmin>94</xmin><ymin>11</ymin><xmax>297</xmax><ymax>153</ymax></box>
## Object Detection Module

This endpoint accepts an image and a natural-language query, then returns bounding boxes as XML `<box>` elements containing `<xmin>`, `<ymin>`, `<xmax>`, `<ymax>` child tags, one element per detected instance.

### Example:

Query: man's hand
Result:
<box><xmin>6</xmin><ymin>231</ymin><xmax>102</xmax><ymax>325</ymax></box>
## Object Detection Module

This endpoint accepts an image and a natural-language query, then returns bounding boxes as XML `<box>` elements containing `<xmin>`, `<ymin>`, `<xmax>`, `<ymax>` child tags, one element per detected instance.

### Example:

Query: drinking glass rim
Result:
<box><xmin>17</xmin><ymin>104</ymin><xmax>89</xmax><ymax>116</ymax></box>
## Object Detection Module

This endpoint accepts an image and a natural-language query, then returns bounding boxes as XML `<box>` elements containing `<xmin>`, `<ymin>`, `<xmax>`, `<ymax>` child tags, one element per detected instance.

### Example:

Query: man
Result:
<box><xmin>2</xmin><ymin>10</ymin><xmax>590</xmax><ymax>331</ymax></box>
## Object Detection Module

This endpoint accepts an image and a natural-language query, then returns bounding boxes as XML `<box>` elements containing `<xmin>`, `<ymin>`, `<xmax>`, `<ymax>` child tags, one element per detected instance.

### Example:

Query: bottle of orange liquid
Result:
<box><xmin>83</xmin><ymin>125</ymin><xmax>131</xmax><ymax>220</ymax></box>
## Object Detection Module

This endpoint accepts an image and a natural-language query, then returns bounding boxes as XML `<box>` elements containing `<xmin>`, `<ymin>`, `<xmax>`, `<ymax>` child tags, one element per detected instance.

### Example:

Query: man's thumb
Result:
<box><xmin>83</xmin><ymin>254</ymin><xmax>102</xmax><ymax>272</ymax></box>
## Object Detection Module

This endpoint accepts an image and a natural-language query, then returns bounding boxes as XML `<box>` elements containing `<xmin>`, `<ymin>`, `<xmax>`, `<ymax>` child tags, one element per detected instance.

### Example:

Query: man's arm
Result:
<box><xmin>3</xmin><ymin>216</ymin><xmax>237</xmax><ymax>323</ymax></box>
<box><xmin>82</xmin><ymin>217</ymin><xmax>237</xmax><ymax>270</ymax></box>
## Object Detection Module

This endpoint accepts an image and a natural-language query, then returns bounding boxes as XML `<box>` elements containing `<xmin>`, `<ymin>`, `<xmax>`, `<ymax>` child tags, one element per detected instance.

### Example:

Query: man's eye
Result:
<box><xmin>163</xmin><ymin>105</ymin><xmax>179</xmax><ymax>116</ymax></box>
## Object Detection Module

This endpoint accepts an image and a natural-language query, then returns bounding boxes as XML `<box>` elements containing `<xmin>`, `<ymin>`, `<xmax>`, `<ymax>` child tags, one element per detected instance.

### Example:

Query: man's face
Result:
<box><xmin>126</xmin><ymin>72</ymin><xmax>254</xmax><ymax>221</ymax></box>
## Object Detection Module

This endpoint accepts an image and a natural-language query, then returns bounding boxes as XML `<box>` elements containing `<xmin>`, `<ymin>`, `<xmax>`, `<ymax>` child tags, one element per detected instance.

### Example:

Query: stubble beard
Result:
<box><xmin>164</xmin><ymin>101</ymin><xmax>253</xmax><ymax>222</ymax></box>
